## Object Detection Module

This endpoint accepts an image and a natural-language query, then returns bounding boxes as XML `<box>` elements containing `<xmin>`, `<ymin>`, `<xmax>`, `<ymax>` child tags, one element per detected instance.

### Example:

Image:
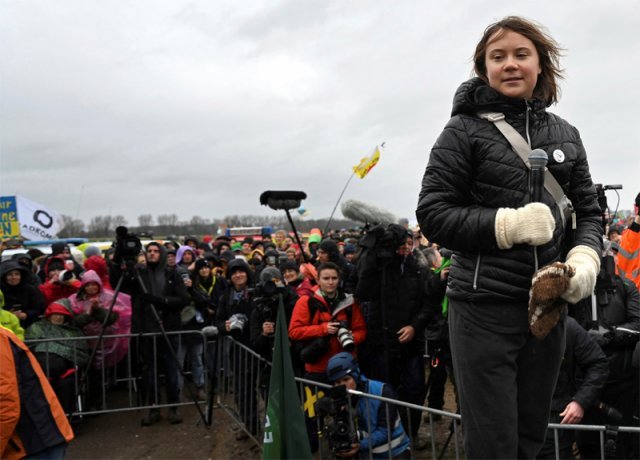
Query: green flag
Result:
<box><xmin>262</xmin><ymin>295</ymin><xmax>312</xmax><ymax>460</ymax></box>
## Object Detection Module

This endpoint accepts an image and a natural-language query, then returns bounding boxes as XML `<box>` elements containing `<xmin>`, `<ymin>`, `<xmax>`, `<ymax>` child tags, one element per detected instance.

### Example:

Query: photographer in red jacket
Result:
<box><xmin>289</xmin><ymin>262</ymin><xmax>366</xmax><ymax>452</ymax></box>
<box><xmin>289</xmin><ymin>262</ymin><xmax>366</xmax><ymax>383</ymax></box>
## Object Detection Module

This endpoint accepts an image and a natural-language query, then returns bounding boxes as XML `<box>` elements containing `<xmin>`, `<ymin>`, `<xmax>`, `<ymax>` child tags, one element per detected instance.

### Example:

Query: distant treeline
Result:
<box><xmin>57</xmin><ymin>213</ymin><xmax>362</xmax><ymax>239</ymax></box>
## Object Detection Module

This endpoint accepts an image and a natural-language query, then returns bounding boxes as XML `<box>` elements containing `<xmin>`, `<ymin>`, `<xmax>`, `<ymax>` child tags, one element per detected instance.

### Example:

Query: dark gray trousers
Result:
<box><xmin>448</xmin><ymin>301</ymin><xmax>566</xmax><ymax>459</ymax></box>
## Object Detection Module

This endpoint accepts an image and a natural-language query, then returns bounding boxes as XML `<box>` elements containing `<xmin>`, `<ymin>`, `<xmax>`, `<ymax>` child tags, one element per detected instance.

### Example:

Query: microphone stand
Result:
<box><xmin>284</xmin><ymin>208</ymin><xmax>310</xmax><ymax>264</ymax></box>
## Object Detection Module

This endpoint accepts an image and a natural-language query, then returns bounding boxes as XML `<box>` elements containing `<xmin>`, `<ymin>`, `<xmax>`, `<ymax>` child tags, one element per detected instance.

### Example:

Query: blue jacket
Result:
<box><xmin>357</xmin><ymin>376</ymin><xmax>411</xmax><ymax>458</ymax></box>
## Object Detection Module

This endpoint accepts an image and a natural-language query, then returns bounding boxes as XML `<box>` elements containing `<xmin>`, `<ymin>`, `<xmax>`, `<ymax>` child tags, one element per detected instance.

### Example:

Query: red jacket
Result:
<box><xmin>289</xmin><ymin>286</ymin><xmax>366</xmax><ymax>374</ymax></box>
<box><xmin>39</xmin><ymin>280</ymin><xmax>81</xmax><ymax>306</ymax></box>
<box><xmin>39</xmin><ymin>256</ymin><xmax>81</xmax><ymax>306</ymax></box>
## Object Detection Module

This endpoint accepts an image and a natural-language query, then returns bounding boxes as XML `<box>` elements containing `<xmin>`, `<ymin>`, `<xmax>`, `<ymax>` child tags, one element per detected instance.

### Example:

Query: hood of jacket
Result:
<box><xmin>176</xmin><ymin>245</ymin><xmax>196</xmax><ymax>265</ymax></box>
<box><xmin>43</xmin><ymin>255</ymin><xmax>67</xmax><ymax>277</ymax></box>
<box><xmin>0</xmin><ymin>260</ymin><xmax>30</xmax><ymax>286</ymax></box>
<box><xmin>80</xmin><ymin>270</ymin><xmax>103</xmax><ymax>290</ymax></box>
<box><xmin>226</xmin><ymin>258</ymin><xmax>252</xmax><ymax>283</ymax></box>
<box><xmin>84</xmin><ymin>255</ymin><xmax>108</xmax><ymax>280</ymax></box>
<box><xmin>75</xmin><ymin>269</ymin><xmax>104</xmax><ymax>300</ymax></box>
<box><xmin>145</xmin><ymin>242</ymin><xmax>167</xmax><ymax>271</ymax></box>
<box><xmin>451</xmin><ymin>77</ymin><xmax>548</xmax><ymax>118</ymax></box>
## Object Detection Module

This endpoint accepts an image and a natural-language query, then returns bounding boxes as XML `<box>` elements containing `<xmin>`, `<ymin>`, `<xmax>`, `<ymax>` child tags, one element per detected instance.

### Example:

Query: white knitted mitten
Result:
<box><xmin>495</xmin><ymin>202</ymin><xmax>556</xmax><ymax>250</ymax></box>
<box><xmin>560</xmin><ymin>245</ymin><xmax>601</xmax><ymax>304</ymax></box>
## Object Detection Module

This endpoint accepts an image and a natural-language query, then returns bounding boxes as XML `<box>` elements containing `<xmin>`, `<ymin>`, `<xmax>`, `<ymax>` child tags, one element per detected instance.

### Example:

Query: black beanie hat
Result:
<box><xmin>194</xmin><ymin>259</ymin><xmax>209</xmax><ymax>272</ymax></box>
<box><xmin>280</xmin><ymin>261</ymin><xmax>299</xmax><ymax>273</ymax></box>
<box><xmin>47</xmin><ymin>258</ymin><xmax>65</xmax><ymax>272</ymax></box>
<box><xmin>319</xmin><ymin>239</ymin><xmax>339</xmax><ymax>256</ymax></box>
<box><xmin>219</xmin><ymin>250</ymin><xmax>235</xmax><ymax>263</ymax></box>
<box><xmin>226</xmin><ymin>259</ymin><xmax>251</xmax><ymax>279</ymax></box>
<box><xmin>51</xmin><ymin>242</ymin><xmax>69</xmax><ymax>256</ymax></box>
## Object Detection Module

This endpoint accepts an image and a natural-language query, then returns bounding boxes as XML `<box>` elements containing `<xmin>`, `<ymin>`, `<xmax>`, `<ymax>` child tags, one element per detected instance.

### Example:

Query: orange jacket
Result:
<box><xmin>289</xmin><ymin>286</ymin><xmax>366</xmax><ymax>374</ymax></box>
<box><xmin>0</xmin><ymin>327</ymin><xmax>74</xmax><ymax>459</ymax></box>
<box><xmin>617</xmin><ymin>223</ymin><xmax>640</xmax><ymax>290</ymax></box>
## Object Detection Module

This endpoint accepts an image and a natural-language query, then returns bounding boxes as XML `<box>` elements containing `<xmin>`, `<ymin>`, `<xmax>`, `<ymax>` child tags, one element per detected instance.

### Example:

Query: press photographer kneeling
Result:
<box><xmin>321</xmin><ymin>352</ymin><xmax>412</xmax><ymax>459</ymax></box>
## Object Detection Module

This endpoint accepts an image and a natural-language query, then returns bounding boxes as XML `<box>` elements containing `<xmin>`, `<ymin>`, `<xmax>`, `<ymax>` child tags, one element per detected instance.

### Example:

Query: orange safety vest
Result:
<box><xmin>617</xmin><ymin>226</ymin><xmax>640</xmax><ymax>291</ymax></box>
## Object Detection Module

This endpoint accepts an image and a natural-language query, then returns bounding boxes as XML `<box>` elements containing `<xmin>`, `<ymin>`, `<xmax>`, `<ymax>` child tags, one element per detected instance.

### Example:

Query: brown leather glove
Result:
<box><xmin>528</xmin><ymin>262</ymin><xmax>575</xmax><ymax>339</ymax></box>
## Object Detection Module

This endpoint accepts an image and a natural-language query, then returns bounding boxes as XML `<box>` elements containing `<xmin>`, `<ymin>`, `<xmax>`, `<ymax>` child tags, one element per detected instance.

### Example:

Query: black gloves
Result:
<box><xmin>609</xmin><ymin>326</ymin><xmax>640</xmax><ymax>347</ymax></box>
<box><xmin>142</xmin><ymin>293</ymin><xmax>166</xmax><ymax>306</ymax></box>
<box><xmin>588</xmin><ymin>326</ymin><xmax>613</xmax><ymax>348</ymax></box>
<box><xmin>589</xmin><ymin>325</ymin><xmax>640</xmax><ymax>348</ymax></box>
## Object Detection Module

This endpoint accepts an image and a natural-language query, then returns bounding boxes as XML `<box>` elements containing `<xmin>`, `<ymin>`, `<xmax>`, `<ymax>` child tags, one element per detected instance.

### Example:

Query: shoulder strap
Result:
<box><xmin>307</xmin><ymin>296</ymin><xmax>322</xmax><ymax>324</ymax></box>
<box><xmin>479</xmin><ymin>112</ymin><xmax>533</xmax><ymax>165</ymax></box>
<box><xmin>478</xmin><ymin>111</ymin><xmax>575</xmax><ymax>230</ymax></box>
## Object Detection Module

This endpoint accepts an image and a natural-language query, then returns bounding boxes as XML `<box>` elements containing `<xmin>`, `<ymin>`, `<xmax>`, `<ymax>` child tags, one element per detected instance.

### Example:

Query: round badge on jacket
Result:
<box><xmin>553</xmin><ymin>149</ymin><xmax>565</xmax><ymax>163</ymax></box>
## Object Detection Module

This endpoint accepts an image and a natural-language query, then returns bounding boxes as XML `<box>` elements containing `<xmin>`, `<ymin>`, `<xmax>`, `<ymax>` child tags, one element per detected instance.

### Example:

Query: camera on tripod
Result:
<box><xmin>315</xmin><ymin>384</ymin><xmax>358</xmax><ymax>454</ymax></box>
<box><xmin>114</xmin><ymin>226</ymin><xmax>142</xmax><ymax>266</ymax></box>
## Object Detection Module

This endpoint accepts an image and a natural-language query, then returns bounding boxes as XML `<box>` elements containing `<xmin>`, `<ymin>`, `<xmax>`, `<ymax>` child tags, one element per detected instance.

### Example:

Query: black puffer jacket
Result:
<box><xmin>416</xmin><ymin>78</ymin><xmax>602</xmax><ymax>302</ymax></box>
<box><xmin>357</xmin><ymin>250</ymin><xmax>434</xmax><ymax>356</ymax></box>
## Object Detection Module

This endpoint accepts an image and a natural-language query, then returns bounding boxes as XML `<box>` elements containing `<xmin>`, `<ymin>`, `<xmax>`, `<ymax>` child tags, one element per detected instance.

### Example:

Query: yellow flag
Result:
<box><xmin>352</xmin><ymin>144</ymin><xmax>383</xmax><ymax>179</ymax></box>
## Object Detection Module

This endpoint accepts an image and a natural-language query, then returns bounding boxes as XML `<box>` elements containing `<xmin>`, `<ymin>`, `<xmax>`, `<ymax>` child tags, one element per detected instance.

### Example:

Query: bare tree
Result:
<box><xmin>87</xmin><ymin>215</ymin><xmax>113</xmax><ymax>237</ymax></box>
<box><xmin>190</xmin><ymin>215</ymin><xmax>209</xmax><ymax>225</ymax></box>
<box><xmin>112</xmin><ymin>215</ymin><xmax>128</xmax><ymax>228</ymax></box>
<box><xmin>157</xmin><ymin>214</ymin><xmax>179</xmax><ymax>226</ymax></box>
<box><xmin>138</xmin><ymin>214</ymin><xmax>154</xmax><ymax>227</ymax></box>
<box><xmin>58</xmin><ymin>214</ymin><xmax>85</xmax><ymax>237</ymax></box>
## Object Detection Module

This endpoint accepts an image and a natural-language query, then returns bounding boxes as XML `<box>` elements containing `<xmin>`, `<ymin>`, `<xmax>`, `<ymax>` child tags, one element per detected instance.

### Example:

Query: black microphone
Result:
<box><xmin>528</xmin><ymin>149</ymin><xmax>548</xmax><ymax>203</ymax></box>
<box><xmin>259</xmin><ymin>190</ymin><xmax>306</xmax><ymax>211</ymax></box>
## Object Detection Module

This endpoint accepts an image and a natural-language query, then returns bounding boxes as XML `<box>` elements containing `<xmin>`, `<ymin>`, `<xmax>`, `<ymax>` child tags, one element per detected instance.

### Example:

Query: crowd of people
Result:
<box><xmin>1</xmin><ymin>195</ymin><xmax>638</xmax><ymax>458</ymax></box>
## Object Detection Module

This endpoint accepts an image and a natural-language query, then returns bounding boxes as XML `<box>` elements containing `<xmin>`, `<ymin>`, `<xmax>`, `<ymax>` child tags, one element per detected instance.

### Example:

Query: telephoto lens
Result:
<box><xmin>202</xmin><ymin>325</ymin><xmax>219</xmax><ymax>337</ymax></box>
<box><xmin>336</xmin><ymin>323</ymin><xmax>355</xmax><ymax>352</ymax></box>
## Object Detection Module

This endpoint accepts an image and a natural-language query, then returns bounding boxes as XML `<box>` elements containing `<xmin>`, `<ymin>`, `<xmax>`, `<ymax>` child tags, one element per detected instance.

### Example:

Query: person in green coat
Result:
<box><xmin>25</xmin><ymin>301</ymin><xmax>89</xmax><ymax>415</ymax></box>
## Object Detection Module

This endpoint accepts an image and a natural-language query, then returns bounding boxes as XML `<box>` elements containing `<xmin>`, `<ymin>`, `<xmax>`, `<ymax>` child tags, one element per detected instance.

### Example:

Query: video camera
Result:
<box><xmin>358</xmin><ymin>223</ymin><xmax>410</xmax><ymax>265</ymax></box>
<box><xmin>114</xmin><ymin>226</ymin><xmax>142</xmax><ymax>266</ymax></box>
<box><xmin>252</xmin><ymin>279</ymin><xmax>286</xmax><ymax>323</ymax></box>
<box><xmin>315</xmin><ymin>385</ymin><xmax>358</xmax><ymax>454</ymax></box>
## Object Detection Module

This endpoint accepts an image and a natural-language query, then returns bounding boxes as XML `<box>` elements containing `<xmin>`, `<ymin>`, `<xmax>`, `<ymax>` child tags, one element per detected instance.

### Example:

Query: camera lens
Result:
<box><xmin>337</xmin><ymin>327</ymin><xmax>355</xmax><ymax>352</ymax></box>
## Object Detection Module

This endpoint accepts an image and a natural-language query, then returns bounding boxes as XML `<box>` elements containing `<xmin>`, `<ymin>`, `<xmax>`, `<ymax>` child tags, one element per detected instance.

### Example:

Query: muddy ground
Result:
<box><xmin>67</xmin><ymin>383</ymin><xmax>460</xmax><ymax>459</ymax></box>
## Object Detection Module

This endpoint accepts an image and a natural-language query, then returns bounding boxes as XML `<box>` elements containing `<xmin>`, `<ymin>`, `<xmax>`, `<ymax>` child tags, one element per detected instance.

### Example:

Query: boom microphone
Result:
<box><xmin>341</xmin><ymin>199</ymin><xmax>398</xmax><ymax>226</ymax></box>
<box><xmin>260</xmin><ymin>190</ymin><xmax>307</xmax><ymax>211</ymax></box>
<box><xmin>528</xmin><ymin>149</ymin><xmax>548</xmax><ymax>203</ymax></box>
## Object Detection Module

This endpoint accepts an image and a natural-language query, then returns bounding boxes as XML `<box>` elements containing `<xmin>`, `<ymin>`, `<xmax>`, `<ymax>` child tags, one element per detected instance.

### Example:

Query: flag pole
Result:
<box><xmin>322</xmin><ymin>171</ymin><xmax>356</xmax><ymax>236</ymax></box>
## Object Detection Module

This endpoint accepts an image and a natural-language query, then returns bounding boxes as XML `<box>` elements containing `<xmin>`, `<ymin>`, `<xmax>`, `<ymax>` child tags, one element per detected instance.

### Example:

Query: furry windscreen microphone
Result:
<box><xmin>340</xmin><ymin>199</ymin><xmax>398</xmax><ymax>225</ymax></box>
<box><xmin>528</xmin><ymin>262</ymin><xmax>575</xmax><ymax>339</ymax></box>
<box><xmin>259</xmin><ymin>190</ymin><xmax>307</xmax><ymax>211</ymax></box>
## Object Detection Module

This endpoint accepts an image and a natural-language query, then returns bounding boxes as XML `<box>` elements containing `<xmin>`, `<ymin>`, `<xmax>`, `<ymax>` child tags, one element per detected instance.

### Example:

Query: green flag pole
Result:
<box><xmin>262</xmin><ymin>295</ymin><xmax>312</xmax><ymax>460</ymax></box>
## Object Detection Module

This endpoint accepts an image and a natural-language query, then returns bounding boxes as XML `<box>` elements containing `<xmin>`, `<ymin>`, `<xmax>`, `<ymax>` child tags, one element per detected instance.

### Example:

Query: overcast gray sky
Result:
<box><xmin>1</xmin><ymin>0</ymin><xmax>638</xmax><ymax>228</ymax></box>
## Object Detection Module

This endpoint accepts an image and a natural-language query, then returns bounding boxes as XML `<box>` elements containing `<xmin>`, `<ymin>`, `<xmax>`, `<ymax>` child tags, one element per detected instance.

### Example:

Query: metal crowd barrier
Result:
<box><xmin>24</xmin><ymin>333</ymin><xmax>640</xmax><ymax>459</ymax></box>
<box><xmin>214</xmin><ymin>337</ymin><xmax>639</xmax><ymax>460</ymax></box>
<box><xmin>25</xmin><ymin>330</ymin><xmax>212</xmax><ymax>420</ymax></box>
